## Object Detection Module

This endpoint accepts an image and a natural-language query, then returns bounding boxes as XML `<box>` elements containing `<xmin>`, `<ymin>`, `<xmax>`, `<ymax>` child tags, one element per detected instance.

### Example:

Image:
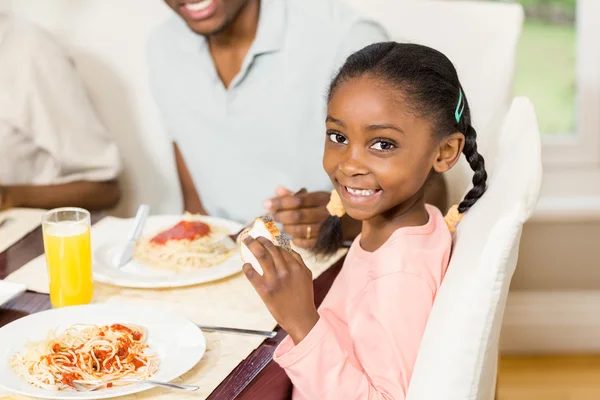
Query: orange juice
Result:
<box><xmin>43</xmin><ymin>222</ymin><xmax>93</xmax><ymax>307</ymax></box>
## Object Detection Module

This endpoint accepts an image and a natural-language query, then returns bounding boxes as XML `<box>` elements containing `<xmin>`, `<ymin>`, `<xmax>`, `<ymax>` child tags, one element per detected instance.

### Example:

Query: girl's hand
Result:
<box><xmin>264</xmin><ymin>186</ymin><xmax>330</xmax><ymax>249</ymax></box>
<box><xmin>242</xmin><ymin>236</ymin><xmax>319</xmax><ymax>344</ymax></box>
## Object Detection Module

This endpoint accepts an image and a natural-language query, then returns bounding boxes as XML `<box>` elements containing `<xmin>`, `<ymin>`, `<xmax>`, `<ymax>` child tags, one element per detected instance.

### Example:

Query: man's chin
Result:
<box><xmin>185</xmin><ymin>18</ymin><xmax>229</xmax><ymax>36</ymax></box>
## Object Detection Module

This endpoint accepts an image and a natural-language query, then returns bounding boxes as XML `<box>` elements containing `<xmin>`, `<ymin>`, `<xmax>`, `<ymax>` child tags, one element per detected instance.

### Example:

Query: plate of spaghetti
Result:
<box><xmin>92</xmin><ymin>214</ymin><xmax>244</xmax><ymax>288</ymax></box>
<box><xmin>0</xmin><ymin>304</ymin><xmax>206</xmax><ymax>399</ymax></box>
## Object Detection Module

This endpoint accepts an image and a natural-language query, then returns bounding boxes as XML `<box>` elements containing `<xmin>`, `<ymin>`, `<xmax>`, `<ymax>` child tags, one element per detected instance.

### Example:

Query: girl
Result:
<box><xmin>242</xmin><ymin>42</ymin><xmax>487</xmax><ymax>399</ymax></box>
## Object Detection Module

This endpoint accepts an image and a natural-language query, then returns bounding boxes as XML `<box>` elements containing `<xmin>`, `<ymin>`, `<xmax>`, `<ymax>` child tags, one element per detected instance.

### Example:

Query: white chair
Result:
<box><xmin>344</xmin><ymin>0</ymin><xmax>525</xmax><ymax>207</ymax></box>
<box><xmin>406</xmin><ymin>97</ymin><xmax>542</xmax><ymax>399</ymax></box>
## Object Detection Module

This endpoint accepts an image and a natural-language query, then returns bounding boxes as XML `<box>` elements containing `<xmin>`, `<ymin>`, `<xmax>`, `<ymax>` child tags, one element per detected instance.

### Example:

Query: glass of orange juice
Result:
<box><xmin>42</xmin><ymin>207</ymin><xmax>93</xmax><ymax>308</ymax></box>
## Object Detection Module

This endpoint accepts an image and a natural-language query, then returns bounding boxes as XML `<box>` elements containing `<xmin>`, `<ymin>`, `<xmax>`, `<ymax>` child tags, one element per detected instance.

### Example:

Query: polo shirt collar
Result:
<box><xmin>249</xmin><ymin>0</ymin><xmax>286</xmax><ymax>56</ymax></box>
<box><xmin>179</xmin><ymin>0</ymin><xmax>286</xmax><ymax>56</ymax></box>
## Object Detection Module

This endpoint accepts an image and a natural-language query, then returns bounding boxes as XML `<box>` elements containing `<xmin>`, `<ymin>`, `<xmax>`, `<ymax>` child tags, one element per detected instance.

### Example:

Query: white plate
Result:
<box><xmin>93</xmin><ymin>215</ymin><xmax>243</xmax><ymax>289</ymax></box>
<box><xmin>0</xmin><ymin>280</ymin><xmax>26</xmax><ymax>307</ymax></box>
<box><xmin>0</xmin><ymin>304</ymin><xmax>205</xmax><ymax>399</ymax></box>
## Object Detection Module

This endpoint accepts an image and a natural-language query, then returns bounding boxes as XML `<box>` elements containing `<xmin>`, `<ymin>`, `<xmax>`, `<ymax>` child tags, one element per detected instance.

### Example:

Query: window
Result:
<box><xmin>490</xmin><ymin>0</ymin><xmax>600</xmax><ymax>168</ymax></box>
<box><xmin>511</xmin><ymin>0</ymin><xmax>576</xmax><ymax>136</ymax></box>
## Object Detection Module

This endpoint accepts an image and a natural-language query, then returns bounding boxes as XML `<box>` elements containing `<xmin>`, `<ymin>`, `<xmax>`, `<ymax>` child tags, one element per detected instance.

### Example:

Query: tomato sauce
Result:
<box><xmin>61</xmin><ymin>372</ymin><xmax>77</xmax><ymax>386</ymax></box>
<box><xmin>150</xmin><ymin>221</ymin><xmax>211</xmax><ymax>245</ymax></box>
<box><xmin>132</xmin><ymin>358</ymin><xmax>145</xmax><ymax>370</ymax></box>
<box><xmin>94</xmin><ymin>349</ymin><xmax>110</xmax><ymax>362</ymax></box>
<box><xmin>110</xmin><ymin>324</ymin><xmax>133</xmax><ymax>335</ymax></box>
<box><xmin>117</xmin><ymin>339</ymin><xmax>130</xmax><ymax>357</ymax></box>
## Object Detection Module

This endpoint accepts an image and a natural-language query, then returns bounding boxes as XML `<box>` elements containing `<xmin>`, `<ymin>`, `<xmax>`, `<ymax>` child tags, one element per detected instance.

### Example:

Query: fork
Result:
<box><xmin>197</xmin><ymin>324</ymin><xmax>277</xmax><ymax>338</ymax></box>
<box><xmin>72</xmin><ymin>379</ymin><xmax>198</xmax><ymax>392</ymax></box>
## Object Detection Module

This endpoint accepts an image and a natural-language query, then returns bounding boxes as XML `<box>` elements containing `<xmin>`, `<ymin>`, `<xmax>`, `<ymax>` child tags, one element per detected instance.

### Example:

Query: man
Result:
<box><xmin>149</xmin><ymin>0</ymin><xmax>445</xmax><ymax>247</ymax></box>
<box><xmin>0</xmin><ymin>14</ymin><xmax>121</xmax><ymax>211</ymax></box>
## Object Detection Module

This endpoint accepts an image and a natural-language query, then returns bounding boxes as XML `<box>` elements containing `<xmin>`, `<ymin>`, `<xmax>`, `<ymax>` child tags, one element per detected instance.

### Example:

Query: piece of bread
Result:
<box><xmin>239</xmin><ymin>215</ymin><xmax>291</xmax><ymax>276</ymax></box>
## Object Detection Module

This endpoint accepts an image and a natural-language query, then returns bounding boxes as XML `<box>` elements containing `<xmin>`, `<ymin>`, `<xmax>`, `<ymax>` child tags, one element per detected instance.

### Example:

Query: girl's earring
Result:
<box><xmin>444</xmin><ymin>204</ymin><xmax>463</xmax><ymax>233</ymax></box>
<box><xmin>326</xmin><ymin>189</ymin><xmax>345</xmax><ymax>218</ymax></box>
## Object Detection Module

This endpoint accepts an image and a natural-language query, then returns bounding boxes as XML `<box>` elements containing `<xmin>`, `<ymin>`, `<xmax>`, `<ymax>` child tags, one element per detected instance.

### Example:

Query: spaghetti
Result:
<box><xmin>10</xmin><ymin>323</ymin><xmax>159</xmax><ymax>391</ymax></box>
<box><xmin>133</xmin><ymin>215</ymin><xmax>234</xmax><ymax>271</ymax></box>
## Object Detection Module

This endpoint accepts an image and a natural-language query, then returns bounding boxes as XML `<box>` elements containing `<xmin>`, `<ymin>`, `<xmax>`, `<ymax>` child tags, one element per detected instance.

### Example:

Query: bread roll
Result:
<box><xmin>240</xmin><ymin>215</ymin><xmax>291</xmax><ymax>275</ymax></box>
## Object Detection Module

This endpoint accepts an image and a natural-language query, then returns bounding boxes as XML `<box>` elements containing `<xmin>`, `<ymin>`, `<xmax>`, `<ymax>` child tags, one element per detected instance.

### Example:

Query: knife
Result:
<box><xmin>116</xmin><ymin>204</ymin><xmax>150</xmax><ymax>268</ymax></box>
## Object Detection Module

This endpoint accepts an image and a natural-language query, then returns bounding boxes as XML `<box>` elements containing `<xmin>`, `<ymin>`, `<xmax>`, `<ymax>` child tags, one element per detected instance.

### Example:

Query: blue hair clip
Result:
<box><xmin>455</xmin><ymin>89</ymin><xmax>465</xmax><ymax>123</ymax></box>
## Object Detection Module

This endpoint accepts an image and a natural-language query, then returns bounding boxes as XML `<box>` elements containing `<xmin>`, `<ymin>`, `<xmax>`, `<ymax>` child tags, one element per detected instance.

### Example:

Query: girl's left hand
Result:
<box><xmin>242</xmin><ymin>236</ymin><xmax>319</xmax><ymax>344</ymax></box>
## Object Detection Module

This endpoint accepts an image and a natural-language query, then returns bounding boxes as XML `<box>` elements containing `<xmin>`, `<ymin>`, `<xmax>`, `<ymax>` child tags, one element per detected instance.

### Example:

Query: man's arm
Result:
<box><xmin>173</xmin><ymin>143</ymin><xmax>207</xmax><ymax>215</ymax></box>
<box><xmin>0</xmin><ymin>181</ymin><xmax>120</xmax><ymax>211</ymax></box>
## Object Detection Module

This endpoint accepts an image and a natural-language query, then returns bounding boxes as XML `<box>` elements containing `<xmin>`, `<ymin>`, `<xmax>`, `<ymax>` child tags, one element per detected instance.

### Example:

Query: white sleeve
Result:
<box><xmin>18</xmin><ymin>26</ymin><xmax>121</xmax><ymax>184</ymax></box>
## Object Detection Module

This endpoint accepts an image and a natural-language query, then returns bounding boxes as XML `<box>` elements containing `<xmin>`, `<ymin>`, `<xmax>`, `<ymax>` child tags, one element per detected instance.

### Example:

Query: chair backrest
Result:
<box><xmin>9</xmin><ymin>0</ymin><xmax>180</xmax><ymax>216</ymax></box>
<box><xmin>406</xmin><ymin>97</ymin><xmax>542</xmax><ymax>399</ymax></box>
<box><xmin>344</xmin><ymin>0</ymin><xmax>524</xmax><ymax>207</ymax></box>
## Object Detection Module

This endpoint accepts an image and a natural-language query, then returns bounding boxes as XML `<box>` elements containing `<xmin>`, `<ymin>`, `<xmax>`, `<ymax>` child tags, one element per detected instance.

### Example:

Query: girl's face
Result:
<box><xmin>323</xmin><ymin>76</ymin><xmax>451</xmax><ymax>222</ymax></box>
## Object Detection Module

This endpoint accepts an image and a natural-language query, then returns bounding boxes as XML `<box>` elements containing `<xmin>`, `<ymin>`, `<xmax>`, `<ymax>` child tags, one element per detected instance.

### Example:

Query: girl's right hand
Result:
<box><xmin>242</xmin><ymin>236</ymin><xmax>320</xmax><ymax>344</ymax></box>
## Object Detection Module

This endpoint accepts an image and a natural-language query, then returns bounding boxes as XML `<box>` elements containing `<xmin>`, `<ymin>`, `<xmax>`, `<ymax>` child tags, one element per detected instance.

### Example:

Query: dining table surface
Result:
<box><xmin>0</xmin><ymin>213</ymin><xmax>345</xmax><ymax>400</ymax></box>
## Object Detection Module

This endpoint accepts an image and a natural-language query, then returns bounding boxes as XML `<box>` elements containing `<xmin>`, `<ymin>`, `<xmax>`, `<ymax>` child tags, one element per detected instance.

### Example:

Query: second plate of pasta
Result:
<box><xmin>93</xmin><ymin>215</ymin><xmax>244</xmax><ymax>288</ymax></box>
<box><xmin>0</xmin><ymin>304</ymin><xmax>205</xmax><ymax>399</ymax></box>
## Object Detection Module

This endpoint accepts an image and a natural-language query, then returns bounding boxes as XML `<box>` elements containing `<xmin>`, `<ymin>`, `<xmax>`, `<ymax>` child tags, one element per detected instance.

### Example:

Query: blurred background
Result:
<box><xmin>493</xmin><ymin>0</ymin><xmax>576</xmax><ymax>135</ymax></box>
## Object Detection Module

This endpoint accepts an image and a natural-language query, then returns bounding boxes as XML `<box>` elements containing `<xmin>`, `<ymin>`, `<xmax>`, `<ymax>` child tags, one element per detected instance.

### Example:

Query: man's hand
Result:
<box><xmin>264</xmin><ymin>187</ymin><xmax>330</xmax><ymax>249</ymax></box>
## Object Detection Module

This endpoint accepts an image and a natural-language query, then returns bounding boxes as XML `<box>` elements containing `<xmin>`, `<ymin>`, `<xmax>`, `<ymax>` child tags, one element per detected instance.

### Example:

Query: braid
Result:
<box><xmin>458</xmin><ymin>125</ymin><xmax>487</xmax><ymax>213</ymax></box>
<box><xmin>314</xmin><ymin>216</ymin><xmax>343</xmax><ymax>256</ymax></box>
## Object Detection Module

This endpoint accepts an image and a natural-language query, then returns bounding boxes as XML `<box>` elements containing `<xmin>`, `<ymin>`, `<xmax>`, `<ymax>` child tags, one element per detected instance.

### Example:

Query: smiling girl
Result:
<box><xmin>242</xmin><ymin>42</ymin><xmax>488</xmax><ymax>399</ymax></box>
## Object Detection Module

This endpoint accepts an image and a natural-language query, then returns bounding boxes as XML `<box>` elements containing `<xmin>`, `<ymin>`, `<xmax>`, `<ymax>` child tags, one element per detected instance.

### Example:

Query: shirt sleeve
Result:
<box><xmin>332</xmin><ymin>19</ymin><xmax>390</xmax><ymax>72</ymax></box>
<box><xmin>274</xmin><ymin>272</ymin><xmax>434</xmax><ymax>400</ymax></box>
<box><xmin>18</xmin><ymin>26</ymin><xmax>121</xmax><ymax>184</ymax></box>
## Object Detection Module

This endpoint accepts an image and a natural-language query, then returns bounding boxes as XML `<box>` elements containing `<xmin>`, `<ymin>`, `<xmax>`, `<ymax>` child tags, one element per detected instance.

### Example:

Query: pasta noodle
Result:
<box><xmin>133</xmin><ymin>215</ymin><xmax>234</xmax><ymax>271</ymax></box>
<box><xmin>9</xmin><ymin>324</ymin><xmax>159</xmax><ymax>391</ymax></box>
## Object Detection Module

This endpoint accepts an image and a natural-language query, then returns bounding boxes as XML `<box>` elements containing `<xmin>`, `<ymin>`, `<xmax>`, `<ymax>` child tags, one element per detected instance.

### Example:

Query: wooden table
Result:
<box><xmin>0</xmin><ymin>217</ymin><xmax>343</xmax><ymax>400</ymax></box>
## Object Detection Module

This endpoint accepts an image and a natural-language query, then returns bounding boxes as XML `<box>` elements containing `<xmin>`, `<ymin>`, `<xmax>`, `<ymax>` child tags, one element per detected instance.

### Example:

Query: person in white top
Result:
<box><xmin>0</xmin><ymin>14</ymin><xmax>121</xmax><ymax>211</ymax></box>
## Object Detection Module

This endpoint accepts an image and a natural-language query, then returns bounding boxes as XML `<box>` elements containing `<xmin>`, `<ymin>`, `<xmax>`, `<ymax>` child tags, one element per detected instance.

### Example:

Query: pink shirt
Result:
<box><xmin>274</xmin><ymin>205</ymin><xmax>451</xmax><ymax>400</ymax></box>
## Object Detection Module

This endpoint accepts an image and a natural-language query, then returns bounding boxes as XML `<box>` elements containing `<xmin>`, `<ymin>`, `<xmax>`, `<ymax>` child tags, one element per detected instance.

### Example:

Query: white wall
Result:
<box><xmin>514</xmin><ymin>222</ymin><xmax>600</xmax><ymax>290</ymax></box>
<box><xmin>498</xmin><ymin>220</ymin><xmax>600</xmax><ymax>353</ymax></box>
